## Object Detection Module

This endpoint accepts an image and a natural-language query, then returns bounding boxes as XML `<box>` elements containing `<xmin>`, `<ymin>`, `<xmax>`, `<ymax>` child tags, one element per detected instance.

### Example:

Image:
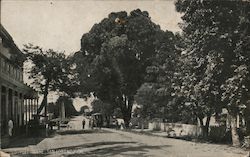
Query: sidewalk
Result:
<box><xmin>127</xmin><ymin>129</ymin><xmax>175</xmax><ymax>138</ymax></box>
<box><xmin>0</xmin><ymin>151</ymin><xmax>11</xmax><ymax>157</ymax></box>
<box><xmin>104</xmin><ymin>128</ymin><xmax>177</xmax><ymax>139</ymax></box>
<box><xmin>103</xmin><ymin>128</ymin><xmax>249</xmax><ymax>157</ymax></box>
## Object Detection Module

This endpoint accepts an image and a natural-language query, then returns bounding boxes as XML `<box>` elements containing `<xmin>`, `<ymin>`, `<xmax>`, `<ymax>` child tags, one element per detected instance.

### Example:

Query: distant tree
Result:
<box><xmin>73</xmin><ymin>9</ymin><xmax>170</xmax><ymax>127</ymax></box>
<box><xmin>91</xmin><ymin>99</ymin><xmax>115</xmax><ymax>126</ymax></box>
<box><xmin>24</xmin><ymin>44</ymin><xmax>75</xmax><ymax>115</ymax></box>
<box><xmin>135</xmin><ymin>83</ymin><xmax>158</xmax><ymax>119</ymax></box>
<box><xmin>113</xmin><ymin>108</ymin><xmax>123</xmax><ymax>119</ymax></box>
<box><xmin>55</xmin><ymin>96</ymin><xmax>78</xmax><ymax>117</ymax></box>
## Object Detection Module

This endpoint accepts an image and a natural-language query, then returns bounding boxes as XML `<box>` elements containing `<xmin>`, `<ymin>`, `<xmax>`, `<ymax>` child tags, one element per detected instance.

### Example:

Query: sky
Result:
<box><xmin>1</xmin><ymin>0</ymin><xmax>182</xmax><ymax>110</ymax></box>
<box><xmin>1</xmin><ymin>0</ymin><xmax>181</xmax><ymax>54</ymax></box>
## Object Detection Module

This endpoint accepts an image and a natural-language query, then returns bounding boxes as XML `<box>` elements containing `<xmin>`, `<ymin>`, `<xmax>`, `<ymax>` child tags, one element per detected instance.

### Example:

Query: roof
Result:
<box><xmin>0</xmin><ymin>24</ymin><xmax>25</xmax><ymax>57</ymax></box>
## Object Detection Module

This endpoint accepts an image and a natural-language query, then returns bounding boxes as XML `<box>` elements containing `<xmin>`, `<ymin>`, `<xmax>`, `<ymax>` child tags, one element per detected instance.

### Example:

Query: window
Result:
<box><xmin>10</xmin><ymin>65</ymin><xmax>13</xmax><ymax>76</ymax></box>
<box><xmin>2</xmin><ymin>86</ymin><xmax>6</xmax><ymax>93</ymax></box>
<box><xmin>17</xmin><ymin>70</ymin><xmax>20</xmax><ymax>81</ymax></box>
<box><xmin>14</xmin><ymin>68</ymin><xmax>16</xmax><ymax>79</ymax></box>
<box><xmin>2</xmin><ymin>60</ymin><xmax>6</xmax><ymax>72</ymax></box>
<box><xmin>16</xmin><ymin>69</ymin><xmax>18</xmax><ymax>80</ymax></box>
<box><xmin>7</xmin><ymin>63</ymin><xmax>10</xmax><ymax>74</ymax></box>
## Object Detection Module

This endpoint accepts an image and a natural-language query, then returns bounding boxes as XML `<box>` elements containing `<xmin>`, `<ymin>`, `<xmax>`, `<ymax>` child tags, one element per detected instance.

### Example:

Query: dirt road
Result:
<box><xmin>3</xmin><ymin>116</ymin><xmax>248</xmax><ymax>157</ymax></box>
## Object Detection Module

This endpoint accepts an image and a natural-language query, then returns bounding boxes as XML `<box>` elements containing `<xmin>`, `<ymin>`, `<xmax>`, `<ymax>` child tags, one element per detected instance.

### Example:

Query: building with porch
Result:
<box><xmin>0</xmin><ymin>24</ymin><xmax>38</xmax><ymax>148</ymax></box>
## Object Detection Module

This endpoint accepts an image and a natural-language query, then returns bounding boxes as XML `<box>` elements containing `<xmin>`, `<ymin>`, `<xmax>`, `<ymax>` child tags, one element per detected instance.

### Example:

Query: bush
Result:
<box><xmin>209</xmin><ymin>126</ymin><xmax>228</xmax><ymax>143</ymax></box>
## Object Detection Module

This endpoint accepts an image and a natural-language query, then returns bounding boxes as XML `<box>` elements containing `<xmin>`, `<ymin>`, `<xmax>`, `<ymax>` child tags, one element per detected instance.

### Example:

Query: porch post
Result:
<box><xmin>28</xmin><ymin>99</ymin><xmax>31</xmax><ymax>121</ymax></box>
<box><xmin>5</xmin><ymin>88</ymin><xmax>9</xmax><ymax>129</ymax></box>
<box><xmin>36</xmin><ymin>99</ymin><xmax>39</xmax><ymax>115</ymax></box>
<box><xmin>21</xmin><ymin>94</ymin><xmax>24</xmax><ymax>126</ymax></box>
<box><xmin>25</xmin><ymin>99</ymin><xmax>28</xmax><ymax>125</ymax></box>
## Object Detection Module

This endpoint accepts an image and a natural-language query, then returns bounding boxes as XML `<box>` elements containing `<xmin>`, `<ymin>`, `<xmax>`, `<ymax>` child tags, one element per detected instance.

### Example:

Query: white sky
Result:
<box><xmin>1</xmin><ymin>0</ymin><xmax>181</xmax><ymax>54</ymax></box>
<box><xmin>1</xmin><ymin>0</ymin><xmax>182</xmax><ymax>109</ymax></box>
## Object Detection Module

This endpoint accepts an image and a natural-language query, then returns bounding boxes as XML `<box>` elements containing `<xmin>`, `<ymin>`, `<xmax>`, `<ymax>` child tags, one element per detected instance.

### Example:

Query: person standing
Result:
<box><xmin>89</xmin><ymin>118</ymin><xmax>94</xmax><ymax>129</ymax></box>
<box><xmin>115</xmin><ymin>120</ymin><xmax>119</xmax><ymax>130</ymax></box>
<box><xmin>97</xmin><ymin>118</ymin><xmax>102</xmax><ymax>129</ymax></box>
<box><xmin>82</xmin><ymin>118</ymin><xmax>86</xmax><ymax>129</ymax></box>
<box><xmin>8</xmin><ymin>119</ymin><xmax>14</xmax><ymax>137</ymax></box>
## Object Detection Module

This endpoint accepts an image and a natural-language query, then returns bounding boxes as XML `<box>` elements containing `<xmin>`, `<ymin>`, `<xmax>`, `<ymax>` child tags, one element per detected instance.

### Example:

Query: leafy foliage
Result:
<box><xmin>24</xmin><ymin>44</ymin><xmax>76</xmax><ymax>114</ymax></box>
<box><xmin>135</xmin><ymin>31</ymin><xmax>181</xmax><ymax>122</ymax></box>
<box><xmin>91</xmin><ymin>99</ymin><xmax>115</xmax><ymax>125</ymax></box>
<box><xmin>73</xmin><ymin>9</ymin><xmax>171</xmax><ymax>127</ymax></box>
<box><xmin>175</xmin><ymin>0</ymin><xmax>250</xmax><ymax>145</ymax></box>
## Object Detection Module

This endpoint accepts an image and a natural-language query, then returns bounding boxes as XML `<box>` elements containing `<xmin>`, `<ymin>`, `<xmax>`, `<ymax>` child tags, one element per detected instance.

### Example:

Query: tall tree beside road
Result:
<box><xmin>175</xmin><ymin>0</ymin><xmax>250</xmax><ymax>146</ymax></box>
<box><xmin>24</xmin><ymin>44</ymin><xmax>75</xmax><ymax>115</ymax></box>
<box><xmin>73</xmin><ymin>9</ymin><xmax>173</xmax><ymax>127</ymax></box>
<box><xmin>135</xmin><ymin>31</ymin><xmax>181</xmax><ymax>121</ymax></box>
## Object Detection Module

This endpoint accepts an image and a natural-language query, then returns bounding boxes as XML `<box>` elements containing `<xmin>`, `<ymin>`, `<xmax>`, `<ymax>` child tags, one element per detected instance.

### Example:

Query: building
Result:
<box><xmin>0</xmin><ymin>24</ymin><xmax>38</xmax><ymax>148</ymax></box>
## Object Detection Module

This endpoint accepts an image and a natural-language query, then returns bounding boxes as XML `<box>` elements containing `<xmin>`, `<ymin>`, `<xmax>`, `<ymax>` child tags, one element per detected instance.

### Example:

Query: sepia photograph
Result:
<box><xmin>0</xmin><ymin>0</ymin><xmax>250</xmax><ymax>156</ymax></box>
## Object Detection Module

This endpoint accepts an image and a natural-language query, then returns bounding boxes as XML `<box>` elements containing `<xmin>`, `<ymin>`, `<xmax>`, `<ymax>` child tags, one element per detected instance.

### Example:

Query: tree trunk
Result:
<box><xmin>204</xmin><ymin>116</ymin><xmax>211</xmax><ymax>138</ymax></box>
<box><xmin>123</xmin><ymin>112</ymin><xmax>131</xmax><ymax>128</ymax></box>
<box><xmin>198</xmin><ymin>116</ymin><xmax>204</xmax><ymax>126</ymax></box>
<box><xmin>37</xmin><ymin>80</ymin><xmax>50</xmax><ymax>114</ymax></box>
<box><xmin>141</xmin><ymin>120</ymin><xmax>144</xmax><ymax>131</ymax></box>
<box><xmin>106</xmin><ymin>116</ymin><xmax>110</xmax><ymax>127</ymax></box>
<box><xmin>197</xmin><ymin>116</ymin><xmax>206</xmax><ymax>138</ymax></box>
<box><xmin>37</xmin><ymin>92</ymin><xmax>48</xmax><ymax>114</ymax></box>
<box><xmin>230</xmin><ymin>114</ymin><xmax>240</xmax><ymax>147</ymax></box>
<box><xmin>246</xmin><ymin>105</ymin><xmax>250</xmax><ymax>135</ymax></box>
<box><xmin>246</xmin><ymin>119</ymin><xmax>250</xmax><ymax>135</ymax></box>
<box><xmin>120</xmin><ymin>96</ymin><xmax>133</xmax><ymax>128</ymax></box>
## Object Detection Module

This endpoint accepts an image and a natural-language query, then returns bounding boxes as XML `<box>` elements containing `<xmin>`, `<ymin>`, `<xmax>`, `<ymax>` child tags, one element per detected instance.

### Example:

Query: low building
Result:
<box><xmin>0</xmin><ymin>24</ymin><xmax>38</xmax><ymax>148</ymax></box>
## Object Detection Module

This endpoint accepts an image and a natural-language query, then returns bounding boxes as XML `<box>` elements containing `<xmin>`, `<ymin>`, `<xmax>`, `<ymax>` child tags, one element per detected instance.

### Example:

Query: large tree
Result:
<box><xmin>135</xmin><ymin>31</ymin><xmax>181</xmax><ymax>122</ymax></box>
<box><xmin>73</xmin><ymin>9</ymin><xmax>171</xmax><ymax>127</ymax></box>
<box><xmin>24</xmin><ymin>44</ymin><xmax>75</xmax><ymax>115</ymax></box>
<box><xmin>175</xmin><ymin>0</ymin><xmax>250</xmax><ymax>146</ymax></box>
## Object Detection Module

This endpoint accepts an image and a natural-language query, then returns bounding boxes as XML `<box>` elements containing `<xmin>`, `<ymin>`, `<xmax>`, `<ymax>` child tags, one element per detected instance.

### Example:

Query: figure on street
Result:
<box><xmin>115</xmin><ymin>119</ymin><xmax>119</xmax><ymax>130</ymax></box>
<box><xmin>8</xmin><ymin>119</ymin><xmax>14</xmax><ymax>137</ymax></box>
<box><xmin>82</xmin><ymin>118</ymin><xmax>86</xmax><ymax>129</ymax></box>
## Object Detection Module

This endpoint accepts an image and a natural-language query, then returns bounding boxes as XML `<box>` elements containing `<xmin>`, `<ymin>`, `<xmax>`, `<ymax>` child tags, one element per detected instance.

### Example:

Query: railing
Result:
<box><xmin>0</xmin><ymin>56</ymin><xmax>23</xmax><ymax>83</ymax></box>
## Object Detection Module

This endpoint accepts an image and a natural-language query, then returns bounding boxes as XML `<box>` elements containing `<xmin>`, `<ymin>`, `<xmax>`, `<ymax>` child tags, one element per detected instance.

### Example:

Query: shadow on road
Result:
<box><xmin>10</xmin><ymin>141</ymin><xmax>170</xmax><ymax>157</ymax></box>
<box><xmin>7</xmin><ymin>137</ymin><xmax>45</xmax><ymax>148</ymax></box>
<box><xmin>67</xmin><ymin>144</ymin><xmax>171</xmax><ymax>157</ymax></box>
<box><xmin>42</xmin><ymin>141</ymin><xmax>137</xmax><ymax>153</ymax></box>
<box><xmin>56</xmin><ymin>129</ymin><xmax>111</xmax><ymax>135</ymax></box>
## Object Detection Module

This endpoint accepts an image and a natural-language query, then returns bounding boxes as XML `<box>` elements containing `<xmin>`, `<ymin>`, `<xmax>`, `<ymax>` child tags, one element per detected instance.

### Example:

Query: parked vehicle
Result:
<box><xmin>91</xmin><ymin>113</ymin><xmax>103</xmax><ymax>128</ymax></box>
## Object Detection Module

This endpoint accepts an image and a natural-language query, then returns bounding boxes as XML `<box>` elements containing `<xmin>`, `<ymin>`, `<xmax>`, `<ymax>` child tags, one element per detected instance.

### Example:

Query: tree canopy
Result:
<box><xmin>175</xmin><ymin>0</ymin><xmax>250</xmax><ymax>146</ymax></box>
<box><xmin>72</xmin><ymin>9</ymin><xmax>177</xmax><ymax>127</ymax></box>
<box><xmin>24</xmin><ymin>44</ymin><xmax>76</xmax><ymax>114</ymax></box>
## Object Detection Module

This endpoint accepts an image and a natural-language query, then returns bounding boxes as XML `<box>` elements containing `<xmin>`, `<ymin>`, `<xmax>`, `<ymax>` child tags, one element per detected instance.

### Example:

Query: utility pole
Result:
<box><xmin>59</xmin><ymin>92</ymin><xmax>67</xmax><ymax>118</ymax></box>
<box><xmin>60</xmin><ymin>99</ymin><xmax>66</xmax><ymax>119</ymax></box>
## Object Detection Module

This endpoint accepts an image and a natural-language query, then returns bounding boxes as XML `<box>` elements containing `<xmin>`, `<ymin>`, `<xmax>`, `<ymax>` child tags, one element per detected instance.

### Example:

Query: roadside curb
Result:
<box><xmin>103</xmin><ymin>128</ymin><xmax>174</xmax><ymax>139</ymax></box>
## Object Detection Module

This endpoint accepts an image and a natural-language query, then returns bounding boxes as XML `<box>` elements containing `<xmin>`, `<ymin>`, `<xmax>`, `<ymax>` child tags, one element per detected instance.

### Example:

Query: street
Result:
<box><xmin>3</xmin><ymin>116</ymin><xmax>248</xmax><ymax>157</ymax></box>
